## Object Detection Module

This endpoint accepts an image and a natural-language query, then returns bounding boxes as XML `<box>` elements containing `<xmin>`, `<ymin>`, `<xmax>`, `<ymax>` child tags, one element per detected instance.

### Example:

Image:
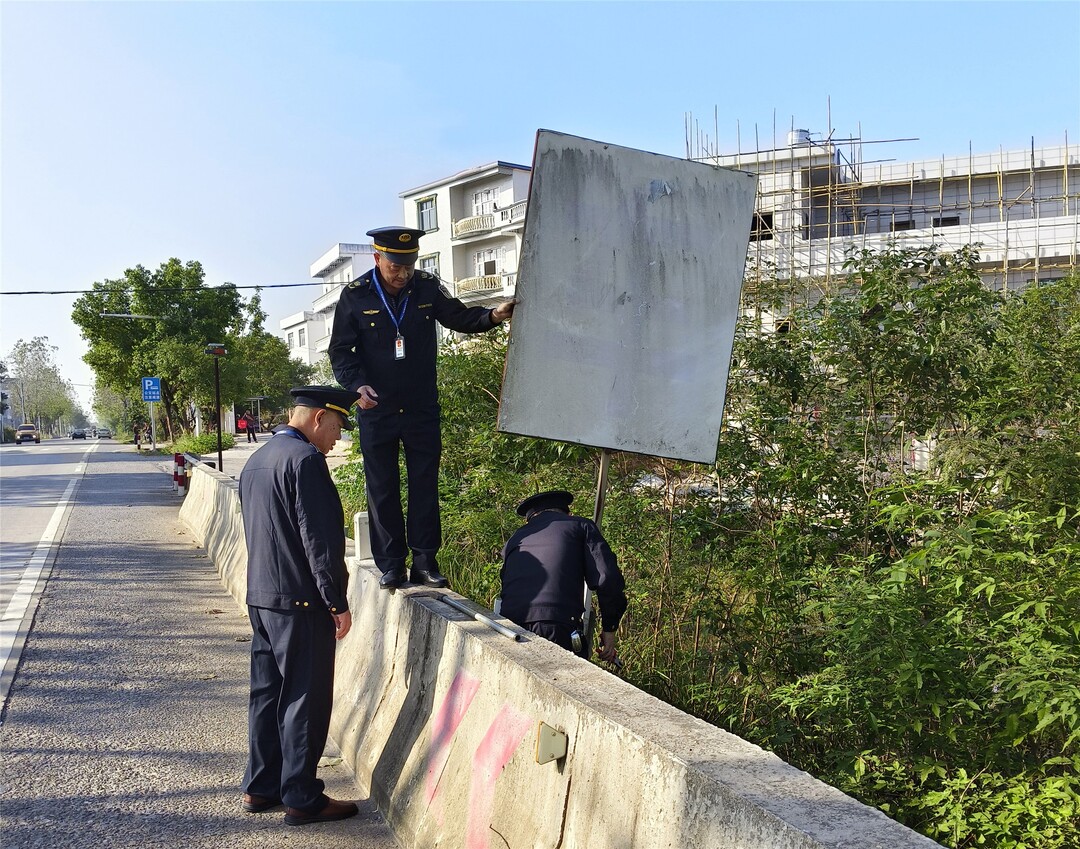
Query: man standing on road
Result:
<box><xmin>500</xmin><ymin>490</ymin><xmax>628</xmax><ymax>664</ymax></box>
<box><xmin>242</xmin><ymin>410</ymin><xmax>259</xmax><ymax>443</ymax></box>
<box><xmin>238</xmin><ymin>386</ymin><xmax>359</xmax><ymax>826</ymax></box>
<box><xmin>329</xmin><ymin>226</ymin><xmax>515</xmax><ymax>591</ymax></box>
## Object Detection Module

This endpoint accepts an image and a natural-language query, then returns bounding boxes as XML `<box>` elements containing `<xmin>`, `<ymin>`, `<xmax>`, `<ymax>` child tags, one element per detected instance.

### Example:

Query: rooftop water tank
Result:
<box><xmin>788</xmin><ymin>129</ymin><xmax>812</xmax><ymax>147</ymax></box>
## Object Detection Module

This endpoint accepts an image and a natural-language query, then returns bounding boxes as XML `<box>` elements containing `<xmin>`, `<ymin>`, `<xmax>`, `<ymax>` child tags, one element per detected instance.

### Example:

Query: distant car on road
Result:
<box><xmin>97</xmin><ymin>428</ymin><xmax>112</xmax><ymax>439</ymax></box>
<box><xmin>72</xmin><ymin>428</ymin><xmax>87</xmax><ymax>439</ymax></box>
<box><xmin>16</xmin><ymin>424</ymin><xmax>40</xmax><ymax>444</ymax></box>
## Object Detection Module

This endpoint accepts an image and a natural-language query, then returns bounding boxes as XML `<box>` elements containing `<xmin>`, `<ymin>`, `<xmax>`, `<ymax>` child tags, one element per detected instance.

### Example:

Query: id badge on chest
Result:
<box><xmin>395</xmin><ymin>334</ymin><xmax>406</xmax><ymax>360</ymax></box>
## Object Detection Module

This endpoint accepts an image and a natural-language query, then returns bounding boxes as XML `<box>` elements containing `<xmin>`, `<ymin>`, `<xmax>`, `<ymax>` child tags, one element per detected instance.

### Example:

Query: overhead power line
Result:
<box><xmin>0</xmin><ymin>282</ymin><xmax>326</xmax><ymax>297</ymax></box>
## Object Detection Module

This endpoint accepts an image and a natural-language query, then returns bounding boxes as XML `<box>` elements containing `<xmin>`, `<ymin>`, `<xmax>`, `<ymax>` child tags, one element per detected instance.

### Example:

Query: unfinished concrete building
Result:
<box><xmin>686</xmin><ymin>117</ymin><xmax>1079</xmax><ymax>299</ymax></box>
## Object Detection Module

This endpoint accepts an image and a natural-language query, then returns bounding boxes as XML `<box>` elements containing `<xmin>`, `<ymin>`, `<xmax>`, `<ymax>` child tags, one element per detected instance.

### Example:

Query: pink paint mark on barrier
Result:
<box><xmin>424</xmin><ymin>670</ymin><xmax>481</xmax><ymax>822</ymax></box>
<box><xmin>465</xmin><ymin>703</ymin><xmax>532</xmax><ymax>849</ymax></box>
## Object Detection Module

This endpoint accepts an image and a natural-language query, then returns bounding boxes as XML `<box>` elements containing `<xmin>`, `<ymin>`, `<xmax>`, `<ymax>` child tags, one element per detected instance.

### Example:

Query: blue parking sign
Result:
<box><xmin>142</xmin><ymin>377</ymin><xmax>161</xmax><ymax>402</ymax></box>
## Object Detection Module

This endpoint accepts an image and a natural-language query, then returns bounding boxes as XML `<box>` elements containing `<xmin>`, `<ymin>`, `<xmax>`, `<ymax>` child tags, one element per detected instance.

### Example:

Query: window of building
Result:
<box><xmin>750</xmin><ymin>212</ymin><xmax>774</xmax><ymax>242</ymax></box>
<box><xmin>417</xmin><ymin>196</ymin><xmax>438</xmax><ymax>231</ymax></box>
<box><xmin>932</xmin><ymin>215</ymin><xmax>960</xmax><ymax>227</ymax></box>
<box><xmin>473</xmin><ymin>247</ymin><xmax>504</xmax><ymax>276</ymax></box>
<box><xmin>472</xmin><ymin>188</ymin><xmax>497</xmax><ymax>216</ymax></box>
<box><xmin>298</xmin><ymin>328</ymin><xmax>306</xmax><ymax>347</ymax></box>
<box><xmin>890</xmin><ymin>219</ymin><xmax>915</xmax><ymax>232</ymax></box>
<box><xmin>419</xmin><ymin>253</ymin><xmax>440</xmax><ymax>278</ymax></box>
<box><xmin>287</xmin><ymin>332</ymin><xmax>295</xmax><ymax>348</ymax></box>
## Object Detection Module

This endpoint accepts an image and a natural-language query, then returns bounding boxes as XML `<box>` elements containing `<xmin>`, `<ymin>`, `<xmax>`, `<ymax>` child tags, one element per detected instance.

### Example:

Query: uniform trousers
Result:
<box><xmin>359</xmin><ymin>407</ymin><xmax>441</xmax><ymax>573</ymax></box>
<box><xmin>243</xmin><ymin>606</ymin><xmax>335</xmax><ymax>811</ymax></box>
<box><xmin>522</xmin><ymin>621</ymin><xmax>580</xmax><ymax>654</ymax></box>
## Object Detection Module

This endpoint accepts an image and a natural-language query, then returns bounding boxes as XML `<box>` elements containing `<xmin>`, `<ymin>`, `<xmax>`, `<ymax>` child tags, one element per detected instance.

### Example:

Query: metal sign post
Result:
<box><xmin>141</xmin><ymin>377</ymin><xmax>161</xmax><ymax>450</ymax></box>
<box><xmin>581</xmin><ymin>448</ymin><xmax>613</xmax><ymax>653</ymax></box>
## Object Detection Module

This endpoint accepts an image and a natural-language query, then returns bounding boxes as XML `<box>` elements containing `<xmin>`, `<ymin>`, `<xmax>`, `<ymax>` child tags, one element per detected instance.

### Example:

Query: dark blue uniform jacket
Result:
<box><xmin>500</xmin><ymin>512</ymin><xmax>628</xmax><ymax>632</ymax></box>
<box><xmin>328</xmin><ymin>269</ymin><xmax>495</xmax><ymax>413</ymax></box>
<box><xmin>239</xmin><ymin>428</ymin><xmax>349</xmax><ymax>614</ymax></box>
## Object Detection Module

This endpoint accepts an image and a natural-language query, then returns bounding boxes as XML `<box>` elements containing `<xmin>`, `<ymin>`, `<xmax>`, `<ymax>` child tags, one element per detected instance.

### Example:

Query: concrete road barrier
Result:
<box><xmin>180</xmin><ymin>461</ymin><xmax>942</xmax><ymax>849</ymax></box>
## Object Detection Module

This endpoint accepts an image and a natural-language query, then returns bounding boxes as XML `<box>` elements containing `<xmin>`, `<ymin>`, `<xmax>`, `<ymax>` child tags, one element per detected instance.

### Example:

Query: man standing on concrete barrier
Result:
<box><xmin>500</xmin><ymin>490</ymin><xmax>628</xmax><ymax>663</ymax></box>
<box><xmin>329</xmin><ymin>225</ymin><xmax>515</xmax><ymax>591</ymax></box>
<box><xmin>238</xmin><ymin>386</ymin><xmax>359</xmax><ymax>826</ymax></box>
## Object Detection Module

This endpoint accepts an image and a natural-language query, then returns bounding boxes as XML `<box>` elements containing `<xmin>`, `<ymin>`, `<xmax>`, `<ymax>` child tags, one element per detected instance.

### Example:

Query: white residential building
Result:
<box><xmin>279</xmin><ymin>242</ymin><xmax>374</xmax><ymax>365</ymax></box>
<box><xmin>399</xmin><ymin>161</ymin><xmax>531</xmax><ymax>306</ymax></box>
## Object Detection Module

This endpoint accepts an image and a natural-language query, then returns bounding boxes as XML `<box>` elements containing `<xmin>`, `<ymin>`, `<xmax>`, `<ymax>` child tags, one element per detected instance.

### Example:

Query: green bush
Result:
<box><xmin>172</xmin><ymin>431</ymin><xmax>235</xmax><ymax>455</ymax></box>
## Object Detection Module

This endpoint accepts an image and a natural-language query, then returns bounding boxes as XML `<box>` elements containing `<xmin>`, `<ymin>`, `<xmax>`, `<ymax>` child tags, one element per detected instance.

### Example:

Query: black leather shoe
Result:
<box><xmin>284</xmin><ymin>796</ymin><xmax>359</xmax><ymax>826</ymax></box>
<box><xmin>410</xmin><ymin>567</ymin><xmax>449</xmax><ymax>588</ymax></box>
<box><xmin>242</xmin><ymin>793</ymin><xmax>282</xmax><ymax>813</ymax></box>
<box><xmin>379</xmin><ymin>566</ymin><xmax>407</xmax><ymax>589</ymax></box>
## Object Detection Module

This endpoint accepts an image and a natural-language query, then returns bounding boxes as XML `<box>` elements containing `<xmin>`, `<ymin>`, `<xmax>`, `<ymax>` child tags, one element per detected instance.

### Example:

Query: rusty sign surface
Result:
<box><xmin>498</xmin><ymin>130</ymin><xmax>756</xmax><ymax>464</ymax></box>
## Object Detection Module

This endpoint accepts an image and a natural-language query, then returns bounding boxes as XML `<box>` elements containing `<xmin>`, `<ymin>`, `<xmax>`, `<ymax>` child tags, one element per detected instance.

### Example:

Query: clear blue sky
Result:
<box><xmin>3</xmin><ymin>0</ymin><xmax>1078</xmax><ymax>412</ymax></box>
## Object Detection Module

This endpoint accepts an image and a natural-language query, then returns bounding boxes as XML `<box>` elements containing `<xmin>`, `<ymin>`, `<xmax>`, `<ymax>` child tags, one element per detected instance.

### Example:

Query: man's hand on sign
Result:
<box><xmin>491</xmin><ymin>298</ymin><xmax>518</xmax><ymax>324</ymax></box>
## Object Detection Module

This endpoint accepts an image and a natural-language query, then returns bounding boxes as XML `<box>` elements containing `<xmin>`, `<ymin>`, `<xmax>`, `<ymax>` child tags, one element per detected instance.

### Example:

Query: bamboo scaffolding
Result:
<box><xmin>686</xmin><ymin>109</ymin><xmax>1079</xmax><ymax>298</ymax></box>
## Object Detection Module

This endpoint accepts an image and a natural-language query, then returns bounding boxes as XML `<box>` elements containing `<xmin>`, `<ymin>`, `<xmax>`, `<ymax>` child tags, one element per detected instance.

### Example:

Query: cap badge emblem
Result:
<box><xmin>399</xmin><ymin>234</ymin><xmax>412</xmax><ymax>243</ymax></box>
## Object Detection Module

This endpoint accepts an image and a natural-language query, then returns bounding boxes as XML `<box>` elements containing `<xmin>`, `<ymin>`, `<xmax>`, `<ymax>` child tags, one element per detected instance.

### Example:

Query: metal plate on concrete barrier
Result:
<box><xmin>498</xmin><ymin>130</ymin><xmax>756</xmax><ymax>464</ymax></box>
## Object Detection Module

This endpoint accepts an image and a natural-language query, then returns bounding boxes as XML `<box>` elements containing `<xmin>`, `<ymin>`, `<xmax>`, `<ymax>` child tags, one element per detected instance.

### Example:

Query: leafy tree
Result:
<box><xmin>224</xmin><ymin>294</ymin><xmax>314</xmax><ymax>420</ymax></box>
<box><xmin>0</xmin><ymin>360</ymin><xmax>9</xmax><ymax>419</ymax></box>
<box><xmin>72</xmin><ymin>259</ymin><xmax>311</xmax><ymax>439</ymax></box>
<box><xmin>72</xmin><ymin>259</ymin><xmax>244</xmax><ymax>438</ymax></box>
<box><xmin>4</xmin><ymin>336</ymin><xmax>84</xmax><ymax>433</ymax></box>
<box><xmin>311</xmin><ymin>354</ymin><xmax>336</xmax><ymax>386</ymax></box>
<box><xmin>92</xmin><ymin>382</ymin><xmax>144</xmax><ymax>437</ymax></box>
<box><xmin>955</xmin><ymin>273</ymin><xmax>1080</xmax><ymax>507</ymax></box>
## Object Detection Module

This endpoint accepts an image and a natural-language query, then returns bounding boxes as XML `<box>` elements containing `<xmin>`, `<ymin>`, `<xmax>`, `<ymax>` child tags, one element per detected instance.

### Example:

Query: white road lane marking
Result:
<box><xmin>0</xmin><ymin>478</ymin><xmax>77</xmax><ymax>667</ymax></box>
<box><xmin>0</xmin><ymin>443</ymin><xmax>96</xmax><ymax>697</ymax></box>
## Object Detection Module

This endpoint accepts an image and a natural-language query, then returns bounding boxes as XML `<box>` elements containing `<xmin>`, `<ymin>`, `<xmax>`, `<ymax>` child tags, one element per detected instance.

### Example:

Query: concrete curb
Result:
<box><xmin>180</xmin><ymin>462</ymin><xmax>943</xmax><ymax>849</ymax></box>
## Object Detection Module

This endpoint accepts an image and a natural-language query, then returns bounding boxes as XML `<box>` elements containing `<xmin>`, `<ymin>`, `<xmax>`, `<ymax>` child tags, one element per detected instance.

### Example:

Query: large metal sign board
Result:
<box><xmin>498</xmin><ymin>131</ymin><xmax>756</xmax><ymax>463</ymax></box>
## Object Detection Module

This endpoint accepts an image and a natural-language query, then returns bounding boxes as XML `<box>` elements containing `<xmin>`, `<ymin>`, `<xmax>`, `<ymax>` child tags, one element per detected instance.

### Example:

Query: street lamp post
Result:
<box><xmin>204</xmin><ymin>344</ymin><xmax>227</xmax><ymax>471</ymax></box>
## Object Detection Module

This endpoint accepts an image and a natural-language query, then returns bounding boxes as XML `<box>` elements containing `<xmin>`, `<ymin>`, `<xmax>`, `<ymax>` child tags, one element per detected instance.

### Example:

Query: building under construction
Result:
<box><xmin>686</xmin><ymin>116</ymin><xmax>1079</xmax><ymax>298</ymax></box>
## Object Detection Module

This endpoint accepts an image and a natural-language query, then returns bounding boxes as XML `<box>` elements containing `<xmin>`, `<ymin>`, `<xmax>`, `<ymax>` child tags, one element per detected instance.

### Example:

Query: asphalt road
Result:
<box><xmin>0</xmin><ymin>437</ymin><xmax>96</xmax><ymax>616</ymax></box>
<box><xmin>0</xmin><ymin>438</ymin><xmax>397</xmax><ymax>848</ymax></box>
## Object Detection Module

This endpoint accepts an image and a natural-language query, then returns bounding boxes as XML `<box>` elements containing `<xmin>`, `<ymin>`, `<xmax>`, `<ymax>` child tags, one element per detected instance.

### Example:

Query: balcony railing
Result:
<box><xmin>452</xmin><ymin>201</ymin><xmax>528</xmax><ymax>239</ymax></box>
<box><xmin>455</xmin><ymin>274</ymin><xmax>504</xmax><ymax>295</ymax></box>
<box><xmin>455</xmin><ymin>272</ymin><xmax>518</xmax><ymax>297</ymax></box>
<box><xmin>453</xmin><ymin>213</ymin><xmax>496</xmax><ymax>238</ymax></box>
<box><xmin>498</xmin><ymin>200</ymin><xmax>527</xmax><ymax>226</ymax></box>
<box><xmin>312</xmin><ymin>283</ymin><xmax>345</xmax><ymax>314</ymax></box>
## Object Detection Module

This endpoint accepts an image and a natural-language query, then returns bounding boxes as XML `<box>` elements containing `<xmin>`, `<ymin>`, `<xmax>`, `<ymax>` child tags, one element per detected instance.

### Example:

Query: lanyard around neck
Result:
<box><xmin>276</xmin><ymin>426</ymin><xmax>310</xmax><ymax>444</ymax></box>
<box><xmin>372</xmin><ymin>268</ymin><xmax>409</xmax><ymax>335</ymax></box>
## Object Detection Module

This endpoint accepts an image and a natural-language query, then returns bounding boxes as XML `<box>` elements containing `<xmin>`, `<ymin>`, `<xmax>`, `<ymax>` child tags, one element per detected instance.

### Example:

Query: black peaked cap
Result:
<box><xmin>516</xmin><ymin>490</ymin><xmax>574</xmax><ymax>518</ymax></box>
<box><xmin>366</xmin><ymin>226</ymin><xmax>425</xmax><ymax>264</ymax></box>
<box><xmin>289</xmin><ymin>386</ymin><xmax>358</xmax><ymax>425</ymax></box>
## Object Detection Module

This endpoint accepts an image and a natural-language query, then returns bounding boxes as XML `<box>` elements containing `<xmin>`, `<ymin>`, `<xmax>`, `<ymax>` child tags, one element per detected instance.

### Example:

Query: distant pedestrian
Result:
<box><xmin>238</xmin><ymin>386</ymin><xmax>360</xmax><ymax>826</ymax></box>
<box><xmin>500</xmin><ymin>490</ymin><xmax>627</xmax><ymax>664</ymax></box>
<box><xmin>242</xmin><ymin>410</ymin><xmax>258</xmax><ymax>443</ymax></box>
